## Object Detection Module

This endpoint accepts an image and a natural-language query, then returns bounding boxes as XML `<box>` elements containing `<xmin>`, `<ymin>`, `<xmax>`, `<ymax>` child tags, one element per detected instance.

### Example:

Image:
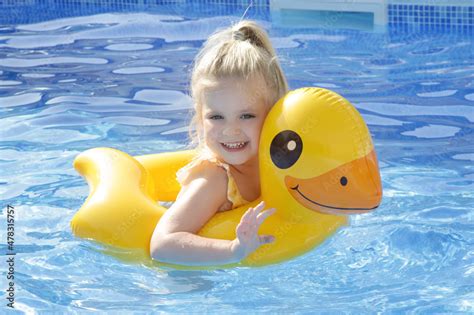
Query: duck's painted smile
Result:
<box><xmin>290</xmin><ymin>184</ymin><xmax>379</xmax><ymax>212</ymax></box>
<box><xmin>284</xmin><ymin>150</ymin><xmax>382</xmax><ymax>215</ymax></box>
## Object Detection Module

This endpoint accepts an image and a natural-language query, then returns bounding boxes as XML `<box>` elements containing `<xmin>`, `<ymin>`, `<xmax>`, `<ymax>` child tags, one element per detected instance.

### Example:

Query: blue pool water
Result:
<box><xmin>1</xmin><ymin>2</ymin><xmax>473</xmax><ymax>313</ymax></box>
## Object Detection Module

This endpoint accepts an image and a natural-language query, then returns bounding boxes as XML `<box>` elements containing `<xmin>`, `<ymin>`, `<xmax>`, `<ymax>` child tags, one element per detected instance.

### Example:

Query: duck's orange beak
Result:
<box><xmin>285</xmin><ymin>150</ymin><xmax>382</xmax><ymax>215</ymax></box>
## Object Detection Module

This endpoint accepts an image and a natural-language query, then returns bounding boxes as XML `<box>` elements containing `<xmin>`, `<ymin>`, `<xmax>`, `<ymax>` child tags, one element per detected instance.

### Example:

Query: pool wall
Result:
<box><xmin>388</xmin><ymin>2</ymin><xmax>473</xmax><ymax>33</ymax></box>
<box><xmin>272</xmin><ymin>0</ymin><xmax>473</xmax><ymax>33</ymax></box>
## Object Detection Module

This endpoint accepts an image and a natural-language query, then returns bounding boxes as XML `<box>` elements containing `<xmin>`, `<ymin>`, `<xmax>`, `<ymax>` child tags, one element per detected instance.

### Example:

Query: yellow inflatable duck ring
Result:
<box><xmin>71</xmin><ymin>88</ymin><xmax>382</xmax><ymax>268</ymax></box>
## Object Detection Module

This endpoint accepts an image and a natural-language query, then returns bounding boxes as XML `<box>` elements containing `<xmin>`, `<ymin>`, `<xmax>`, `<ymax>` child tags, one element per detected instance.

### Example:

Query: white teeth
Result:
<box><xmin>223</xmin><ymin>142</ymin><xmax>246</xmax><ymax>149</ymax></box>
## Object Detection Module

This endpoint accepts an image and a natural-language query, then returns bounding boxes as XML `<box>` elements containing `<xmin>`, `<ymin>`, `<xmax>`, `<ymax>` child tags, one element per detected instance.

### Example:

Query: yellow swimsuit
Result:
<box><xmin>176</xmin><ymin>149</ymin><xmax>249</xmax><ymax>212</ymax></box>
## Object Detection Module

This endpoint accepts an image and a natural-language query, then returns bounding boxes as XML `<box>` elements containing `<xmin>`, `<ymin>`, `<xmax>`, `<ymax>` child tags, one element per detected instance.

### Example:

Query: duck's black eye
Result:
<box><xmin>340</xmin><ymin>176</ymin><xmax>348</xmax><ymax>186</ymax></box>
<box><xmin>270</xmin><ymin>130</ymin><xmax>303</xmax><ymax>169</ymax></box>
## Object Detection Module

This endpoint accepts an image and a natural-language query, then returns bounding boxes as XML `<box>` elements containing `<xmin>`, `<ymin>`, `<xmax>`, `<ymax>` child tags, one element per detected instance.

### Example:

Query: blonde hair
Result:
<box><xmin>186</xmin><ymin>20</ymin><xmax>289</xmax><ymax>154</ymax></box>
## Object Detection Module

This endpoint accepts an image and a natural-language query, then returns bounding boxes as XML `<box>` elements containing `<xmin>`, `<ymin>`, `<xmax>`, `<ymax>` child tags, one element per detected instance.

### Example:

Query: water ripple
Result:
<box><xmin>0</xmin><ymin>57</ymin><xmax>108</xmax><ymax>68</ymax></box>
<box><xmin>401</xmin><ymin>124</ymin><xmax>461</xmax><ymax>139</ymax></box>
<box><xmin>0</xmin><ymin>93</ymin><xmax>42</xmax><ymax>108</ymax></box>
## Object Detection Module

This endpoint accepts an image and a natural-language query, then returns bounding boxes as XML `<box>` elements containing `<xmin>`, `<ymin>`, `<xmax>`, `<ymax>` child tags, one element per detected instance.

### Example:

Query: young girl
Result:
<box><xmin>150</xmin><ymin>20</ymin><xmax>289</xmax><ymax>266</ymax></box>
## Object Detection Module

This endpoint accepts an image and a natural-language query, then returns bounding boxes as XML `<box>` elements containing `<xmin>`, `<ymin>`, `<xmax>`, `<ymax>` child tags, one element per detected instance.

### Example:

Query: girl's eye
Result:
<box><xmin>241</xmin><ymin>114</ymin><xmax>255</xmax><ymax>119</ymax></box>
<box><xmin>209</xmin><ymin>115</ymin><xmax>223</xmax><ymax>120</ymax></box>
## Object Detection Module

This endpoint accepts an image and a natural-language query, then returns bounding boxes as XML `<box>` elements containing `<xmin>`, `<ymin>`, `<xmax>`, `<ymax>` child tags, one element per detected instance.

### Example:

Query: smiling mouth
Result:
<box><xmin>290</xmin><ymin>184</ymin><xmax>379</xmax><ymax>211</ymax></box>
<box><xmin>221</xmin><ymin>141</ymin><xmax>249</xmax><ymax>150</ymax></box>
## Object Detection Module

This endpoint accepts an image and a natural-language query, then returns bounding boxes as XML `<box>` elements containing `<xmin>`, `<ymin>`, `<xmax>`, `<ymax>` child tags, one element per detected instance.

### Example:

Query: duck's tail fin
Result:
<box><xmin>71</xmin><ymin>148</ymin><xmax>163</xmax><ymax>251</ymax></box>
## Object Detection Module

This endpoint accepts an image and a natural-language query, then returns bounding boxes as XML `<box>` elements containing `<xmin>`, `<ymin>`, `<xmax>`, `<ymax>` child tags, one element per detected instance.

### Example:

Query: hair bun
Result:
<box><xmin>232</xmin><ymin>30</ymin><xmax>246</xmax><ymax>41</ymax></box>
<box><xmin>232</xmin><ymin>26</ymin><xmax>264</xmax><ymax>48</ymax></box>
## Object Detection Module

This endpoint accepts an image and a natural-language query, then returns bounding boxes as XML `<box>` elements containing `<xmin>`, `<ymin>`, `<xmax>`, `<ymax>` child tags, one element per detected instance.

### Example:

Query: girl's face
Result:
<box><xmin>201</xmin><ymin>76</ymin><xmax>270</xmax><ymax>166</ymax></box>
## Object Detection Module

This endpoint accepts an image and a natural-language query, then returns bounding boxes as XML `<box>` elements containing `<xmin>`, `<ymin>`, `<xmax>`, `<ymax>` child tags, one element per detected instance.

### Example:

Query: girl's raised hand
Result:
<box><xmin>231</xmin><ymin>201</ymin><xmax>276</xmax><ymax>261</ymax></box>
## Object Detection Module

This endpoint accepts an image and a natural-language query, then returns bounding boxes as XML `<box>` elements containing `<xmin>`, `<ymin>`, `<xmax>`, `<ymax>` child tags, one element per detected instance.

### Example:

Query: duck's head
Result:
<box><xmin>259</xmin><ymin>88</ymin><xmax>382</xmax><ymax>219</ymax></box>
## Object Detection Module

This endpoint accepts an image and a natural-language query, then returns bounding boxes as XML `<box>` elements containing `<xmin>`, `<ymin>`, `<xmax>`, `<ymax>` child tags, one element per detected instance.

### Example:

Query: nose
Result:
<box><xmin>222</xmin><ymin>123</ymin><xmax>242</xmax><ymax>136</ymax></box>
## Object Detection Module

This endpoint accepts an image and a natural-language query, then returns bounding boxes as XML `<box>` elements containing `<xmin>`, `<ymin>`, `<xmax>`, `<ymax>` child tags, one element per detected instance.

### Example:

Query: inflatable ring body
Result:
<box><xmin>71</xmin><ymin>88</ymin><xmax>382</xmax><ymax>268</ymax></box>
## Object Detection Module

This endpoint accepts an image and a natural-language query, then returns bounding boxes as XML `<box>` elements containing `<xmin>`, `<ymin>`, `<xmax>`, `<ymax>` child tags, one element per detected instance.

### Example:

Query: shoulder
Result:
<box><xmin>178</xmin><ymin>159</ymin><xmax>229</xmax><ymax>207</ymax></box>
<box><xmin>177</xmin><ymin>158</ymin><xmax>227</xmax><ymax>186</ymax></box>
<box><xmin>155</xmin><ymin>159</ymin><xmax>229</xmax><ymax>235</ymax></box>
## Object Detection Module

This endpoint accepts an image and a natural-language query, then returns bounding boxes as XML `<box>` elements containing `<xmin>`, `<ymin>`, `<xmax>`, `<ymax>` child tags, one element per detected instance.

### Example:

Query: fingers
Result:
<box><xmin>238</xmin><ymin>201</ymin><xmax>277</xmax><ymax>241</ymax></box>
<box><xmin>236</xmin><ymin>201</ymin><xmax>277</xmax><ymax>252</ymax></box>
<box><xmin>243</xmin><ymin>201</ymin><xmax>276</xmax><ymax>225</ymax></box>
<box><xmin>242</xmin><ymin>201</ymin><xmax>264</xmax><ymax>223</ymax></box>
<box><xmin>252</xmin><ymin>201</ymin><xmax>266</xmax><ymax>216</ymax></box>
<box><xmin>256</xmin><ymin>207</ymin><xmax>276</xmax><ymax>225</ymax></box>
<box><xmin>240</xmin><ymin>207</ymin><xmax>253</xmax><ymax>223</ymax></box>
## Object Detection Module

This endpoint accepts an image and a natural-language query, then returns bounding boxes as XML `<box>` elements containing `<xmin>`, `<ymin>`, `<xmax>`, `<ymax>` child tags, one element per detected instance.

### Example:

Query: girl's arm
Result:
<box><xmin>149</xmin><ymin>162</ymin><xmax>242</xmax><ymax>266</ymax></box>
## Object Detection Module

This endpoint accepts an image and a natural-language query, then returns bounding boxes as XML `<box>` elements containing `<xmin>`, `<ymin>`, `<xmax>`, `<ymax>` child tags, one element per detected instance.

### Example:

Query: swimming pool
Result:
<box><xmin>1</xmin><ymin>0</ymin><xmax>473</xmax><ymax>313</ymax></box>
